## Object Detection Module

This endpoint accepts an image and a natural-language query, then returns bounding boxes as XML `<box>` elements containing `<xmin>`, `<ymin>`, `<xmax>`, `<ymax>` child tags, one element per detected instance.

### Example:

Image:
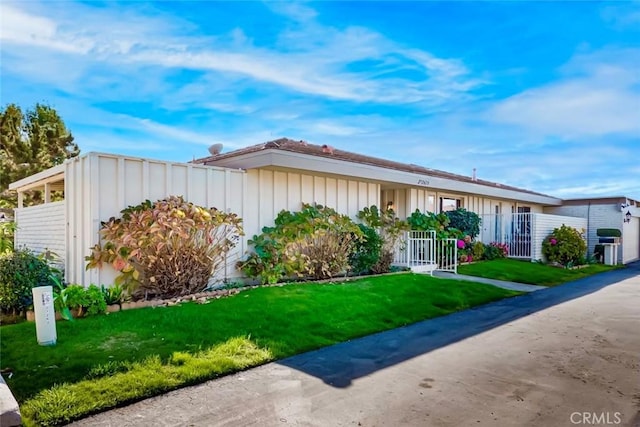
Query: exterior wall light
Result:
<box><xmin>623</xmin><ymin>211</ymin><xmax>632</xmax><ymax>223</ymax></box>
<box><xmin>386</xmin><ymin>201</ymin><xmax>395</xmax><ymax>211</ymax></box>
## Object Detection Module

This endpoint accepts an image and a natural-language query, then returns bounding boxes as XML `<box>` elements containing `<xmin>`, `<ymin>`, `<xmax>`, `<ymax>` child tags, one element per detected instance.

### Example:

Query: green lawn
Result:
<box><xmin>1</xmin><ymin>273</ymin><xmax>519</xmax><ymax>425</ymax></box>
<box><xmin>457</xmin><ymin>258</ymin><xmax>618</xmax><ymax>286</ymax></box>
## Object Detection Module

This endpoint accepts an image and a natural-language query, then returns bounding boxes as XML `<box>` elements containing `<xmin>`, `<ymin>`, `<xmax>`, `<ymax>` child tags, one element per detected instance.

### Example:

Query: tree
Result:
<box><xmin>0</xmin><ymin>104</ymin><xmax>79</xmax><ymax>207</ymax></box>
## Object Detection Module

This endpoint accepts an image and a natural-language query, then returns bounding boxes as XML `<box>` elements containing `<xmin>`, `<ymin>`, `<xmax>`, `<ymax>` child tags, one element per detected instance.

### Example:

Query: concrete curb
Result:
<box><xmin>0</xmin><ymin>373</ymin><xmax>21</xmax><ymax>427</ymax></box>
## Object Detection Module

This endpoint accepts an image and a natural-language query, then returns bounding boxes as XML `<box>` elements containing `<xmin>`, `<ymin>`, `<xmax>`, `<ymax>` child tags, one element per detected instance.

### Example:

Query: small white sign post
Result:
<box><xmin>32</xmin><ymin>286</ymin><xmax>57</xmax><ymax>346</ymax></box>
<box><xmin>603</xmin><ymin>243</ymin><xmax>619</xmax><ymax>266</ymax></box>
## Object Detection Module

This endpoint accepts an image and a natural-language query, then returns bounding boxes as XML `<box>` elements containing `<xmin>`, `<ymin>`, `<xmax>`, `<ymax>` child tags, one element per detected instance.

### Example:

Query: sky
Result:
<box><xmin>1</xmin><ymin>1</ymin><xmax>639</xmax><ymax>200</ymax></box>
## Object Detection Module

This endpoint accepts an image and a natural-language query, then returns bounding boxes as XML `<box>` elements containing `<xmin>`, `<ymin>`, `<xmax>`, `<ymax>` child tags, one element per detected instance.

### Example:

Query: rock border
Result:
<box><xmin>116</xmin><ymin>270</ymin><xmax>412</xmax><ymax>311</ymax></box>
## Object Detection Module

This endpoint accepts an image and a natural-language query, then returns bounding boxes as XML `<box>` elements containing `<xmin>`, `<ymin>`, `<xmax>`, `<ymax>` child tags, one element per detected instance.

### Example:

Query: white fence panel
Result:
<box><xmin>65</xmin><ymin>153</ymin><xmax>247</xmax><ymax>287</ymax></box>
<box><xmin>530</xmin><ymin>213</ymin><xmax>588</xmax><ymax>261</ymax></box>
<box><xmin>480</xmin><ymin>213</ymin><xmax>588</xmax><ymax>261</ymax></box>
<box><xmin>14</xmin><ymin>201</ymin><xmax>65</xmax><ymax>268</ymax></box>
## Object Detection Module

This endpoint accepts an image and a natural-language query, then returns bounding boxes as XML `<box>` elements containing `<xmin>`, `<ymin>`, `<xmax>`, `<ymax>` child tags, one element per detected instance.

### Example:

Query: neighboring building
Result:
<box><xmin>8</xmin><ymin>139</ymin><xmax>639</xmax><ymax>286</ymax></box>
<box><xmin>544</xmin><ymin>197</ymin><xmax>640</xmax><ymax>264</ymax></box>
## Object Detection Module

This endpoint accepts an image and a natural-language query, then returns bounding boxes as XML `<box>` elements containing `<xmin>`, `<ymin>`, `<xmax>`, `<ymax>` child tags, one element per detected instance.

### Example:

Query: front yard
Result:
<box><xmin>457</xmin><ymin>258</ymin><xmax>619</xmax><ymax>286</ymax></box>
<box><xmin>1</xmin><ymin>273</ymin><xmax>519</xmax><ymax>426</ymax></box>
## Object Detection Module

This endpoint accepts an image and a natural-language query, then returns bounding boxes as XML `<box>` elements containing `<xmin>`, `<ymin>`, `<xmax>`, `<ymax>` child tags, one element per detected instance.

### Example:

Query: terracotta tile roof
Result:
<box><xmin>194</xmin><ymin>138</ymin><xmax>555</xmax><ymax>198</ymax></box>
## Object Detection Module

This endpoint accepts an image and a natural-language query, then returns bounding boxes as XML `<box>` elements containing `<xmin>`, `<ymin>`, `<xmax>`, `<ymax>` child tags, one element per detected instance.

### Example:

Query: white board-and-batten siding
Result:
<box><xmin>64</xmin><ymin>153</ymin><xmax>247</xmax><ymax>287</ymax></box>
<box><xmin>61</xmin><ymin>153</ymin><xmax>380</xmax><ymax>287</ymax></box>
<box><xmin>243</xmin><ymin>169</ymin><xmax>380</xmax><ymax>239</ymax></box>
<box><xmin>13</xmin><ymin>201</ymin><xmax>66</xmax><ymax>267</ymax></box>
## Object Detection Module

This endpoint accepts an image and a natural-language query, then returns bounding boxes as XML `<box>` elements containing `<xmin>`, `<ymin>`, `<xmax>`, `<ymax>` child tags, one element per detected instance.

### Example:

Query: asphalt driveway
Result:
<box><xmin>73</xmin><ymin>263</ymin><xmax>640</xmax><ymax>427</ymax></box>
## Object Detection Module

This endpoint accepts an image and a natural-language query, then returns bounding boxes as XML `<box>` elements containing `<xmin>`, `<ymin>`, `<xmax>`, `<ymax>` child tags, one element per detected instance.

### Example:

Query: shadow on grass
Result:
<box><xmin>278</xmin><ymin>261</ymin><xmax>639</xmax><ymax>388</ymax></box>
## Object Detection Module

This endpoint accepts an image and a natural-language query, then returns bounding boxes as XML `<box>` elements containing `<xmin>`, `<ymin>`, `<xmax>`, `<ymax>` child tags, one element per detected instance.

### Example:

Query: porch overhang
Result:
<box><xmin>8</xmin><ymin>164</ymin><xmax>65</xmax><ymax>208</ymax></box>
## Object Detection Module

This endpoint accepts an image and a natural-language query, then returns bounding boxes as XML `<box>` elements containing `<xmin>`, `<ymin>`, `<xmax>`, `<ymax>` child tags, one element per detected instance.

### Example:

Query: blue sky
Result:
<box><xmin>1</xmin><ymin>1</ymin><xmax>639</xmax><ymax>199</ymax></box>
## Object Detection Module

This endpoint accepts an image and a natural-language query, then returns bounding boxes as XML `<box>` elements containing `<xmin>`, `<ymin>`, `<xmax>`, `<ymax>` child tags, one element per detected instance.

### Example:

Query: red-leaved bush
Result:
<box><xmin>86</xmin><ymin>196</ymin><xmax>243</xmax><ymax>299</ymax></box>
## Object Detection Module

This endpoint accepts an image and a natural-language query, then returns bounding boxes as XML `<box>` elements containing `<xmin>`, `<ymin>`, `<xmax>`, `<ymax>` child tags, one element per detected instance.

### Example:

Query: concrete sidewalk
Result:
<box><xmin>433</xmin><ymin>270</ymin><xmax>547</xmax><ymax>292</ymax></box>
<box><xmin>73</xmin><ymin>264</ymin><xmax>640</xmax><ymax>427</ymax></box>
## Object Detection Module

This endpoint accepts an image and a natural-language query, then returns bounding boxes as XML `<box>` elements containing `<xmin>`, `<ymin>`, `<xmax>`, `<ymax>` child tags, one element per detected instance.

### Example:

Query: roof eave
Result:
<box><xmin>8</xmin><ymin>164</ymin><xmax>66</xmax><ymax>192</ymax></box>
<box><xmin>205</xmin><ymin>148</ymin><xmax>563</xmax><ymax>205</ymax></box>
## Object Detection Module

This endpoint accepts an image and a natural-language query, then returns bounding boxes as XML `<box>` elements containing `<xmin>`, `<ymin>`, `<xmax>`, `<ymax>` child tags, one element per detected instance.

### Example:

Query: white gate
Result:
<box><xmin>435</xmin><ymin>238</ymin><xmax>458</xmax><ymax>273</ymax></box>
<box><xmin>479</xmin><ymin>213</ymin><xmax>532</xmax><ymax>259</ymax></box>
<box><xmin>393</xmin><ymin>231</ymin><xmax>457</xmax><ymax>274</ymax></box>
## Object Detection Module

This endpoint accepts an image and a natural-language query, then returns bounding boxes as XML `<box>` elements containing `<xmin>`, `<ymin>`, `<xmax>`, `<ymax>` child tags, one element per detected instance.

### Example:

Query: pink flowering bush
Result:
<box><xmin>457</xmin><ymin>235</ymin><xmax>477</xmax><ymax>263</ymax></box>
<box><xmin>490</xmin><ymin>242</ymin><xmax>509</xmax><ymax>257</ymax></box>
<box><xmin>482</xmin><ymin>242</ymin><xmax>508</xmax><ymax>260</ymax></box>
<box><xmin>542</xmin><ymin>225</ymin><xmax>587</xmax><ymax>267</ymax></box>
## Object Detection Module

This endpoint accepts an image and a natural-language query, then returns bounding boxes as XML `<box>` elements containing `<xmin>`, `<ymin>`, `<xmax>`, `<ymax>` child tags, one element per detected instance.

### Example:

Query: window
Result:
<box><xmin>440</xmin><ymin>197</ymin><xmax>461</xmax><ymax>212</ymax></box>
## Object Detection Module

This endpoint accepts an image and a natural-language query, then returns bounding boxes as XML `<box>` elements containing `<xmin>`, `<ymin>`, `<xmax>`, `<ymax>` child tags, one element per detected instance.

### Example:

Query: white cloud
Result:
<box><xmin>601</xmin><ymin>3</ymin><xmax>640</xmax><ymax>29</ymax></box>
<box><xmin>0</xmin><ymin>2</ymin><xmax>482</xmax><ymax>106</ymax></box>
<box><xmin>0</xmin><ymin>5</ymin><xmax>93</xmax><ymax>54</ymax></box>
<box><xmin>267</xmin><ymin>2</ymin><xmax>318</xmax><ymax>23</ymax></box>
<box><xmin>307</xmin><ymin>122</ymin><xmax>365</xmax><ymax>137</ymax></box>
<box><xmin>487</xmin><ymin>48</ymin><xmax>640</xmax><ymax>138</ymax></box>
<box><xmin>2</xmin><ymin>3</ymin><xmax>638</xmax><ymax>200</ymax></box>
<box><xmin>550</xmin><ymin>181</ymin><xmax>636</xmax><ymax>198</ymax></box>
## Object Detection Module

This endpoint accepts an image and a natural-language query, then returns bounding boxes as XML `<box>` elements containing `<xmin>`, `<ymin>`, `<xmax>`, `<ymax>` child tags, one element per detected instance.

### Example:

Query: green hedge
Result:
<box><xmin>596</xmin><ymin>228</ymin><xmax>621</xmax><ymax>237</ymax></box>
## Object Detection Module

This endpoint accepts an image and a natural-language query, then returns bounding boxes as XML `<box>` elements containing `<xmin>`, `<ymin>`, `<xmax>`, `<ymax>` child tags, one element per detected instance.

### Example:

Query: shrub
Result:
<box><xmin>0</xmin><ymin>249</ymin><xmax>57</xmax><ymax>314</ymax></box>
<box><xmin>483</xmin><ymin>245</ymin><xmax>500</xmax><ymax>260</ymax></box>
<box><xmin>62</xmin><ymin>285</ymin><xmax>88</xmax><ymax>312</ymax></box>
<box><xmin>371</xmin><ymin>250</ymin><xmax>394</xmax><ymax>274</ymax></box>
<box><xmin>444</xmin><ymin>208</ymin><xmax>481</xmax><ymax>239</ymax></box>
<box><xmin>86</xmin><ymin>196</ymin><xmax>243</xmax><ymax>299</ymax></box>
<box><xmin>490</xmin><ymin>242</ymin><xmax>508</xmax><ymax>257</ymax></box>
<box><xmin>237</xmin><ymin>233</ymin><xmax>289</xmax><ymax>285</ymax></box>
<box><xmin>542</xmin><ymin>225</ymin><xmax>587</xmax><ymax>267</ymax></box>
<box><xmin>456</xmin><ymin>235</ymin><xmax>474</xmax><ymax>263</ymax></box>
<box><xmin>239</xmin><ymin>204</ymin><xmax>362</xmax><ymax>284</ymax></box>
<box><xmin>472</xmin><ymin>241</ymin><xmax>485</xmax><ymax>261</ymax></box>
<box><xmin>0</xmin><ymin>221</ymin><xmax>16</xmax><ymax>254</ymax></box>
<box><xmin>406</xmin><ymin>209</ymin><xmax>465</xmax><ymax>240</ymax></box>
<box><xmin>54</xmin><ymin>284</ymin><xmax>107</xmax><ymax>317</ymax></box>
<box><xmin>407</xmin><ymin>210</ymin><xmax>449</xmax><ymax>235</ymax></box>
<box><xmin>84</xmin><ymin>285</ymin><xmax>107</xmax><ymax>316</ymax></box>
<box><xmin>349</xmin><ymin>224</ymin><xmax>383</xmax><ymax>275</ymax></box>
<box><xmin>101</xmin><ymin>284</ymin><xmax>126</xmax><ymax>306</ymax></box>
<box><xmin>596</xmin><ymin>228</ymin><xmax>621</xmax><ymax>237</ymax></box>
<box><xmin>289</xmin><ymin>229</ymin><xmax>356</xmax><ymax>279</ymax></box>
<box><xmin>483</xmin><ymin>242</ymin><xmax>508</xmax><ymax>260</ymax></box>
<box><xmin>357</xmin><ymin>205</ymin><xmax>409</xmax><ymax>274</ymax></box>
